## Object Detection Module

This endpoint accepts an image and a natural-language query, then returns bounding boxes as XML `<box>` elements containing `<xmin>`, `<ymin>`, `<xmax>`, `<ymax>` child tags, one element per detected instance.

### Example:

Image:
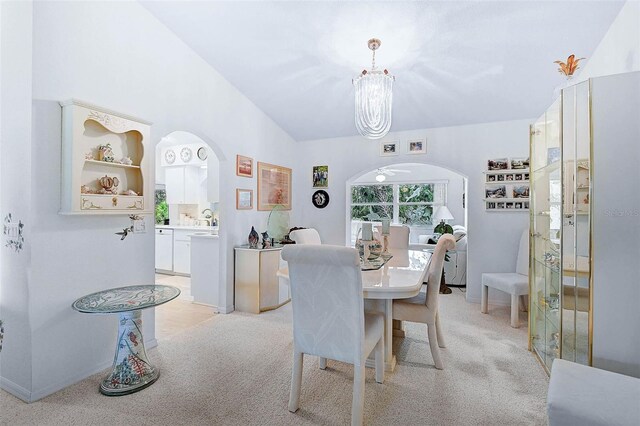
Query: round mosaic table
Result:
<box><xmin>72</xmin><ymin>285</ymin><xmax>180</xmax><ymax>396</ymax></box>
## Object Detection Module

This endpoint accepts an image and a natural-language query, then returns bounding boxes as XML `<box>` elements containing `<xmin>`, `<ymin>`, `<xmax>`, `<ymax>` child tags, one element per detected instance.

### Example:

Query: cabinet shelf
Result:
<box><xmin>84</xmin><ymin>159</ymin><xmax>141</xmax><ymax>169</ymax></box>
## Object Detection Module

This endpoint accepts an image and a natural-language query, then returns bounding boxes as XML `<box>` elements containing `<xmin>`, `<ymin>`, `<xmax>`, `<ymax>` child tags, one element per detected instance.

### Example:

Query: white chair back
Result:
<box><xmin>424</xmin><ymin>234</ymin><xmax>456</xmax><ymax>312</ymax></box>
<box><xmin>281</xmin><ymin>245</ymin><xmax>365</xmax><ymax>364</ymax></box>
<box><xmin>515</xmin><ymin>229</ymin><xmax>529</xmax><ymax>276</ymax></box>
<box><xmin>289</xmin><ymin>228</ymin><xmax>322</xmax><ymax>245</ymax></box>
<box><xmin>375</xmin><ymin>224</ymin><xmax>409</xmax><ymax>249</ymax></box>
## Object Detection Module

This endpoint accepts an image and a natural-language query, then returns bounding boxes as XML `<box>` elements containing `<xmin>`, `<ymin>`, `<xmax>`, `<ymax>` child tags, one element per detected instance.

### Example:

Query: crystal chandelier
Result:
<box><xmin>353</xmin><ymin>38</ymin><xmax>395</xmax><ymax>139</ymax></box>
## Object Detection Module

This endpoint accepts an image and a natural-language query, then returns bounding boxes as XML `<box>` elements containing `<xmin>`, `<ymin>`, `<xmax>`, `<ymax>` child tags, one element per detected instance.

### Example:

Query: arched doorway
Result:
<box><xmin>346</xmin><ymin>162</ymin><xmax>468</xmax><ymax>287</ymax></box>
<box><xmin>154</xmin><ymin>131</ymin><xmax>221</xmax><ymax>338</ymax></box>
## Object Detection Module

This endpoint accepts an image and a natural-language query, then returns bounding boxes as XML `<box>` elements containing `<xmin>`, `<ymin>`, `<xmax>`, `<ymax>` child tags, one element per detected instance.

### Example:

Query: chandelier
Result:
<box><xmin>353</xmin><ymin>38</ymin><xmax>395</xmax><ymax>139</ymax></box>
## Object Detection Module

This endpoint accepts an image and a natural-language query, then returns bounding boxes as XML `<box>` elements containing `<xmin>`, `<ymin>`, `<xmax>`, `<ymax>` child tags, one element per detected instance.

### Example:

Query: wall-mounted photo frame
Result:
<box><xmin>488</xmin><ymin>158</ymin><xmax>509</xmax><ymax>170</ymax></box>
<box><xmin>380</xmin><ymin>141</ymin><xmax>398</xmax><ymax>156</ymax></box>
<box><xmin>236</xmin><ymin>155</ymin><xmax>253</xmax><ymax>178</ymax></box>
<box><xmin>511</xmin><ymin>157</ymin><xmax>529</xmax><ymax>169</ymax></box>
<box><xmin>236</xmin><ymin>189</ymin><xmax>253</xmax><ymax>210</ymax></box>
<box><xmin>257</xmin><ymin>162</ymin><xmax>292</xmax><ymax>211</ymax></box>
<box><xmin>312</xmin><ymin>165</ymin><xmax>328</xmax><ymax>188</ymax></box>
<box><xmin>407</xmin><ymin>138</ymin><xmax>426</xmax><ymax>155</ymax></box>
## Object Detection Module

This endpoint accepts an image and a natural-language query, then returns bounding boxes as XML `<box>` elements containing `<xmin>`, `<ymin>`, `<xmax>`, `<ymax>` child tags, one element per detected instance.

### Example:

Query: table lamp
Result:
<box><xmin>433</xmin><ymin>206</ymin><xmax>454</xmax><ymax>235</ymax></box>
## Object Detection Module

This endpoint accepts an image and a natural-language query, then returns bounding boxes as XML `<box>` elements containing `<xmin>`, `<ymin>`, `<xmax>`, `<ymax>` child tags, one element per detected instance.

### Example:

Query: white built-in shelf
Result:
<box><xmin>483</xmin><ymin>198</ymin><xmax>529</xmax><ymax>202</ymax></box>
<box><xmin>483</xmin><ymin>169</ymin><xmax>529</xmax><ymax>175</ymax></box>
<box><xmin>84</xmin><ymin>159</ymin><xmax>141</xmax><ymax>169</ymax></box>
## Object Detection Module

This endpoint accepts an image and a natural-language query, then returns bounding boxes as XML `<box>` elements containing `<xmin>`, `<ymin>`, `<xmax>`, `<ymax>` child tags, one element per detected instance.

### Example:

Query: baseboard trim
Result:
<box><xmin>0</xmin><ymin>376</ymin><xmax>32</xmax><ymax>402</ymax></box>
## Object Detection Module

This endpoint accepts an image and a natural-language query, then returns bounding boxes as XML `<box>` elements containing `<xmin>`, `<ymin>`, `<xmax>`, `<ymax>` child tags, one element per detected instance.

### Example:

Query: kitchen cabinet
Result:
<box><xmin>173</xmin><ymin>230</ymin><xmax>192</xmax><ymax>275</ymax></box>
<box><xmin>165</xmin><ymin>166</ymin><xmax>202</xmax><ymax>204</ymax></box>
<box><xmin>155</xmin><ymin>229</ymin><xmax>173</xmax><ymax>272</ymax></box>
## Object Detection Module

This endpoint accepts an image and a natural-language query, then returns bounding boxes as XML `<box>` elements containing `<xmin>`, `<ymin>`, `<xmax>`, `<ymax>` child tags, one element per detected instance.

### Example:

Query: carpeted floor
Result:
<box><xmin>0</xmin><ymin>290</ymin><xmax>548</xmax><ymax>425</ymax></box>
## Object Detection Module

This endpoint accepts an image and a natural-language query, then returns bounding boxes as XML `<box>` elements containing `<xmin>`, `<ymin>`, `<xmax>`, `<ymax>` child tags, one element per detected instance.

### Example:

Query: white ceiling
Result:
<box><xmin>142</xmin><ymin>1</ymin><xmax>624</xmax><ymax>141</ymax></box>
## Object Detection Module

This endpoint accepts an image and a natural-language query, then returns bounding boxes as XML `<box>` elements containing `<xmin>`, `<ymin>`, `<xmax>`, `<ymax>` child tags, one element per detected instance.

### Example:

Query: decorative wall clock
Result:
<box><xmin>164</xmin><ymin>149</ymin><xmax>176</xmax><ymax>165</ymax></box>
<box><xmin>312</xmin><ymin>190</ymin><xmax>330</xmax><ymax>209</ymax></box>
<box><xmin>180</xmin><ymin>147</ymin><xmax>193</xmax><ymax>163</ymax></box>
<box><xmin>197</xmin><ymin>146</ymin><xmax>208</xmax><ymax>161</ymax></box>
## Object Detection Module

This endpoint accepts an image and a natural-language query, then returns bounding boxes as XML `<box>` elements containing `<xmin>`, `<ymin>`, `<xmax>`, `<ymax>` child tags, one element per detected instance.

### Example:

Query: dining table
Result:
<box><xmin>277</xmin><ymin>247</ymin><xmax>432</xmax><ymax>372</ymax></box>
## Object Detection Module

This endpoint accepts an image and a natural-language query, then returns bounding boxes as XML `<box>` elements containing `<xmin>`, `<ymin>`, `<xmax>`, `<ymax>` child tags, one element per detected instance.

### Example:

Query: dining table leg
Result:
<box><xmin>392</xmin><ymin>320</ymin><xmax>405</xmax><ymax>337</ymax></box>
<box><xmin>365</xmin><ymin>299</ymin><xmax>396</xmax><ymax>372</ymax></box>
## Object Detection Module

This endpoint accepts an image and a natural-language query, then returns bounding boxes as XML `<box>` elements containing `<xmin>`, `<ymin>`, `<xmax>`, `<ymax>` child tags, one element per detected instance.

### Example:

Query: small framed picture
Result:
<box><xmin>497</xmin><ymin>202</ymin><xmax>505</xmax><ymax>209</ymax></box>
<box><xmin>487</xmin><ymin>202</ymin><xmax>496</xmax><ymax>209</ymax></box>
<box><xmin>486</xmin><ymin>185</ymin><xmax>507</xmax><ymax>199</ymax></box>
<box><xmin>487</xmin><ymin>174</ymin><xmax>496</xmax><ymax>182</ymax></box>
<box><xmin>515</xmin><ymin>174</ymin><xmax>523</xmax><ymax>181</ymax></box>
<box><xmin>488</xmin><ymin>158</ymin><xmax>509</xmax><ymax>170</ymax></box>
<box><xmin>236</xmin><ymin>155</ymin><xmax>253</xmax><ymax>178</ymax></box>
<box><xmin>524</xmin><ymin>173</ymin><xmax>530</xmax><ymax>181</ymax></box>
<box><xmin>506</xmin><ymin>174</ymin><xmax>514</xmax><ymax>181</ymax></box>
<box><xmin>312</xmin><ymin>165</ymin><xmax>328</xmax><ymax>188</ymax></box>
<box><xmin>236</xmin><ymin>189</ymin><xmax>253</xmax><ymax>210</ymax></box>
<box><xmin>513</xmin><ymin>185</ymin><xmax>530</xmax><ymax>198</ymax></box>
<box><xmin>407</xmin><ymin>139</ymin><xmax>426</xmax><ymax>154</ymax></box>
<box><xmin>515</xmin><ymin>202</ymin><xmax>523</xmax><ymax>209</ymax></box>
<box><xmin>506</xmin><ymin>202</ymin><xmax>514</xmax><ymax>209</ymax></box>
<box><xmin>524</xmin><ymin>201</ymin><xmax>529</xmax><ymax>209</ymax></box>
<box><xmin>511</xmin><ymin>157</ymin><xmax>529</xmax><ymax>169</ymax></box>
<box><xmin>497</xmin><ymin>174</ymin><xmax>505</xmax><ymax>181</ymax></box>
<box><xmin>380</xmin><ymin>141</ymin><xmax>398</xmax><ymax>156</ymax></box>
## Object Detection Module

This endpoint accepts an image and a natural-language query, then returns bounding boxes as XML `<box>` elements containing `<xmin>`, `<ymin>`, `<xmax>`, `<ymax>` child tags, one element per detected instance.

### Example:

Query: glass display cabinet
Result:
<box><xmin>529</xmin><ymin>81</ymin><xmax>593</xmax><ymax>373</ymax></box>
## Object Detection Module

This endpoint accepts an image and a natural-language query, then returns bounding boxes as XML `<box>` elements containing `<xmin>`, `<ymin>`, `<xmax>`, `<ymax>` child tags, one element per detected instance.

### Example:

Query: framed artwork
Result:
<box><xmin>257</xmin><ymin>162</ymin><xmax>292</xmax><ymax>211</ymax></box>
<box><xmin>407</xmin><ymin>139</ymin><xmax>426</xmax><ymax>154</ymax></box>
<box><xmin>380</xmin><ymin>141</ymin><xmax>398</xmax><ymax>156</ymax></box>
<box><xmin>312</xmin><ymin>190</ymin><xmax>330</xmax><ymax>209</ymax></box>
<box><xmin>236</xmin><ymin>189</ymin><xmax>253</xmax><ymax>210</ymax></box>
<box><xmin>312</xmin><ymin>165</ymin><xmax>328</xmax><ymax>188</ymax></box>
<box><xmin>488</xmin><ymin>158</ymin><xmax>509</xmax><ymax>170</ymax></box>
<box><xmin>236</xmin><ymin>155</ymin><xmax>253</xmax><ymax>177</ymax></box>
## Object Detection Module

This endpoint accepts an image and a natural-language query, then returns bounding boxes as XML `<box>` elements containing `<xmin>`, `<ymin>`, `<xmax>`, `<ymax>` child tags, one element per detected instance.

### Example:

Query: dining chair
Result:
<box><xmin>480</xmin><ymin>229</ymin><xmax>529</xmax><ymax>328</ymax></box>
<box><xmin>374</xmin><ymin>224</ymin><xmax>409</xmax><ymax>249</ymax></box>
<box><xmin>289</xmin><ymin>228</ymin><xmax>322</xmax><ymax>245</ymax></box>
<box><xmin>282</xmin><ymin>244</ymin><xmax>384</xmax><ymax>426</ymax></box>
<box><xmin>392</xmin><ymin>234</ymin><xmax>455</xmax><ymax>370</ymax></box>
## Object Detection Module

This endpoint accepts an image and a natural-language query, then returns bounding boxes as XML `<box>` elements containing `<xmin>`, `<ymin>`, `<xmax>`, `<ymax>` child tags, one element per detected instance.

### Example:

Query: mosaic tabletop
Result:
<box><xmin>72</xmin><ymin>285</ymin><xmax>181</xmax><ymax>314</ymax></box>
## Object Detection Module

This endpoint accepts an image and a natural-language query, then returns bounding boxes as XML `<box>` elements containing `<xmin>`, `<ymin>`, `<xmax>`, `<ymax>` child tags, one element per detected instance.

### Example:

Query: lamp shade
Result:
<box><xmin>434</xmin><ymin>206</ymin><xmax>454</xmax><ymax>222</ymax></box>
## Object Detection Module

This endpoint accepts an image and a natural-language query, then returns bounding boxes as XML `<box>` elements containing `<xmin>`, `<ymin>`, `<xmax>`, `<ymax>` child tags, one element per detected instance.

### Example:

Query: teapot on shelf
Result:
<box><xmin>98</xmin><ymin>175</ymin><xmax>119</xmax><ymax>194</ymax></box>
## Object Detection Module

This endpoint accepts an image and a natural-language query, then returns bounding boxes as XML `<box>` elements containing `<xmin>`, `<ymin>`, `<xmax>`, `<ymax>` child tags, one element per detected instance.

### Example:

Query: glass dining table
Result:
<box><xmin>277</xmin><ymin>247</ymin><xmax>431</xmax><ymax>372</ymax></box>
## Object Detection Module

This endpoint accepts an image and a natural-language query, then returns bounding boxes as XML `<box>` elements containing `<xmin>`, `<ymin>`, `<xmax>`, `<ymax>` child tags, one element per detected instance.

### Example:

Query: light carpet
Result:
<box><xmin>0</xmin><ymin>290</ymin><xmax>548</xmax><ymax>425</ymax></box>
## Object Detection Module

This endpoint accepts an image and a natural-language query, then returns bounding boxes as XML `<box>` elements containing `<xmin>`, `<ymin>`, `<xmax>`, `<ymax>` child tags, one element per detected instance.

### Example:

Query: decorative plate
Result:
<box><xmin>312</xmin><ymin>190</ymin><xmax>330</xmax><ymax>209</ymax></box>
<box><xmin>197</xmin><ymin>146</ymin><xmax>208</xmax><ymax>161</ymax></box>
<box><xmin>180</xmin><ymin>147</ymin><xmax>193</xmax><ymax>163</ymax></box>
<box><xmin>164</xmin><ymin>149</ymin><xmax>176</xmax><ymax>165</ymax></box>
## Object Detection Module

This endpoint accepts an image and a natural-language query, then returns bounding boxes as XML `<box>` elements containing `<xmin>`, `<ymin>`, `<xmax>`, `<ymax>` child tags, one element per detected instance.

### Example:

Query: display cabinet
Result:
<box><xmin>59</xmin><ymin>100</ymin><xmax>152</xmax><ymax>214</ymax></box>
<box><xmin>529</xmin><ymin>72</ymin><xmax>640</xmax><ymax>375</ymax></box>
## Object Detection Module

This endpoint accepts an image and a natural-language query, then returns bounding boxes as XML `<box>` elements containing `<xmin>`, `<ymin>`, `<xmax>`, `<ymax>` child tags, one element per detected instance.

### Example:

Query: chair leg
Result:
<box><xmin>435</xmin><ymin>312</ymin><xmax>446</xmax><ymax>348</ymax></box>
<box><xmin>427</xmin><ymin>324</ymin><xmax>444</xmax><ymax>370</ymax></box>
<box><xmin>481</xmin><ymin>284</ymin><xmax>489</xmax><ymax>314</ymax></box>
<box><xmin>374</xmin><ymin>336</ymin><xmax>384</xmax><ymax>384</ymax></box>
<box><xmin>352</xmin><ymin>364</ymin><xmax>366</xmax><ymax>426</ymax></box>
<box><xmin>319</xmin><ymin>357</ymin><xmax>327</xmax><ymax>370</ymax></box>
<box><xmin>520</xmin><ymin>295</ymin><xmax>528</xmax><ymax>312</ymax></box>
<box><xmin>288</xmin><ymin>351</ymin><xmax>303</xmax><ymax>413</ymax></box>
<box><xmin>510</xmin><ymin>294</ymin><xmax>520</xmax><ymax>328</ymax></box>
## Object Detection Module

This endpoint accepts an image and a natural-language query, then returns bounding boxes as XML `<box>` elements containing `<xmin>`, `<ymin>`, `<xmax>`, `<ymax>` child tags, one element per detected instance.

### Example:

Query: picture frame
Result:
<box><xmin>488</xmin><ymin>158</ymin><xmax>509</xmax><ymax>170</ymax></box>
<box><xmin>486</xmin><ymin>185</ymin><xmax>507</xmax><ymax>199</ymax></box>
<box><xmin>380</xmin><ymin>141</ymin><xmax>399</xmax><ymax>156</ymax></box>
<box><xmin>257</xmin><ymin>162</ymin><xmax>292</xmax><ymax>211</ymax></box>
<box><xmin>236</xmin><ymin>189</ymin><xmax>253</xmax><ymax>210</ymax></box>
<box><xmin>513</xmin><ymin>185</ymin><xmax>530</xmax><ymax>198</ymax></box>
<box><xmin>236</xmin><ymin>155</ymin><xmax>253</xmax><ymax>178</ymax></box>
<box><xmin>312</xmin><ymin>165</ymin><xmax>328</xmax><ymax>188</ymax></box>
<box><xmin>406</xmin><ymin>138</ymin><xmax>426</xmax><ymax>155</ymax></box>
<box><xmin>511</xmin><ymin>157</ymin><xmax>529</xmax><ymax>169</ymax></box>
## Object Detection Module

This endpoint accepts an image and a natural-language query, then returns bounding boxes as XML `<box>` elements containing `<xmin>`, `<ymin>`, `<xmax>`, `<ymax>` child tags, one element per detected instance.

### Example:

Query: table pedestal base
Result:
<box><xmin>101</xmin><ymin>311</ymin><xmax>158</xmax><ymax>396</ymax></box>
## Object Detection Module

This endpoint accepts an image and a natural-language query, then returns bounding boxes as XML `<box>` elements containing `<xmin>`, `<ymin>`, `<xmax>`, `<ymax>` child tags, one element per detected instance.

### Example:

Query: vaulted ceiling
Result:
<box><xmin>142</xmin><ymin>1</ymin><xmax>624</xmax><ymax>141</ymax></box>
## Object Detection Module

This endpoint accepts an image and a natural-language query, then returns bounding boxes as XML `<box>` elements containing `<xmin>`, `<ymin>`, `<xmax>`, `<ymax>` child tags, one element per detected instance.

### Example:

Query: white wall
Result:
<box><xmin>1</xmin><ymin>0</ymin><xmax>298</xmax><ymax>402</ymax></box>
<box><xmin>295</xmin><ymin>121</ymin><xmax>531</xmax><ymax>305</ymax></box>
<box><xmin>0</xmin><ymin>0</ymin><xmax>34</xmax><ymax>399</ymax></box>
<box><xmin>577</xmin><ymin>1</ymin><xmax>640</xmax><ymax>81</ymax></box>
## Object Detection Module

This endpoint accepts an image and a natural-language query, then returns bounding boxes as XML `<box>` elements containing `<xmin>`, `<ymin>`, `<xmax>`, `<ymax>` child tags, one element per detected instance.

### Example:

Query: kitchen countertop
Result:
<box><xmin>156</xmin><ymin>225</ymin><xmax>219</xmax><ymax>232</ymax></box>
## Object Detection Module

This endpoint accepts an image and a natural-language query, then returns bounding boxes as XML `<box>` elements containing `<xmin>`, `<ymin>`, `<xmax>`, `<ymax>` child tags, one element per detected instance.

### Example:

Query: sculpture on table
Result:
<box><xmin>248</xmin><ymin>226</ymin><xmax>259</xmax><ymax>249</ymax></box>
<box><xmin>261</xmin><ymin>231</ymin><xmax>271</xmax><ymax>249</ymax></box>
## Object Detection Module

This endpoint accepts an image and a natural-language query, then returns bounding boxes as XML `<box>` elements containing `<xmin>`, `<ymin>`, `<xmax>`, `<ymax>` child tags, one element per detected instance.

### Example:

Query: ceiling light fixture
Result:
<box><xmin>353</xmin><ymin>38</ymin><xmax>395</xmax><ymax>140</ymax></box>
<box><xmin>375</xmin><ymin>173</ymin><xmax>386</xmax><ymax>182</ymax></box>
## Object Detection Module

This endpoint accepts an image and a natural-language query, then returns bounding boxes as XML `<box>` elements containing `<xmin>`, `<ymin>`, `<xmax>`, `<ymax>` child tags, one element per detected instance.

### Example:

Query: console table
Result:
<box><xmin>72</xmin><ymin>284</ymin><xmax>180</xmax><ymax>396</ymax></box>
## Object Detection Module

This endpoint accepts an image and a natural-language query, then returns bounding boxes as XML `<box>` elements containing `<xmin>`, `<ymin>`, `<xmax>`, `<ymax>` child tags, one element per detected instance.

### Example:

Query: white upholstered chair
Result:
<box><xmin>289</xmin><ymin>228</ymin><xmax>322</xmax><ymax>245</ymax></box>
<box><xmin>282</xmin><ymin>244</ymin><xmax>384</xmax><ymax>426</ymax></box>
<box><xmin>392</xmin><ymin>234</ymin><xmax>456</xmax><ymax>370</ymax></box>
<box><xmin>481</xmin><ymin>229</ymin><xmax>529</xmax><ymax>328</ymax></box>
<box><xmin>374</xmin><ymin>224</ymin><xmax>409</xmax><ymax>249</ymax></box>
